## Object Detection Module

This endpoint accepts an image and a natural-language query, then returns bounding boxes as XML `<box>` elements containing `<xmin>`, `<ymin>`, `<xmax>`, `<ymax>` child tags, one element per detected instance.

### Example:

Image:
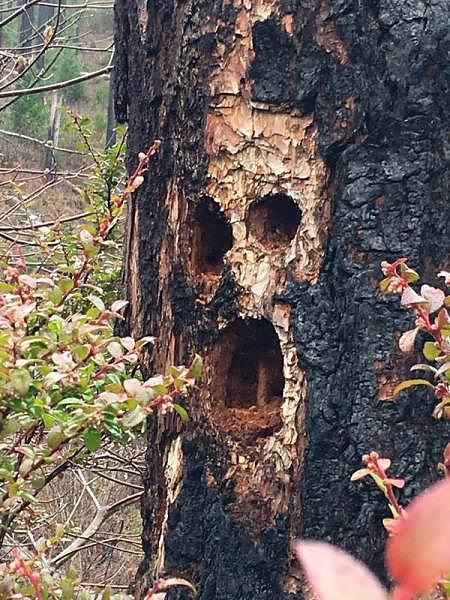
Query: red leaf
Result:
<box><xmin>386</xmin><ymin>477</ymin><xmax>450</xmax><ymax>595</ymax></box>
<box><xmin>293</xmin><ymin>540</ymin><xmax>388</xmax><ymax>600</ymax></box>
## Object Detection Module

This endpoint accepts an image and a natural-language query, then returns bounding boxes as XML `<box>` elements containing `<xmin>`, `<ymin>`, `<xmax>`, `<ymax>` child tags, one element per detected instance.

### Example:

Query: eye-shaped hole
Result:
<box><xmin>190</xmin><ymin>197</ymin><xmax>233</xmax><ymax>276</ymax></box>
<box><xmin>248</xmin><ymin>193</ymin><xmax>301</xmax><ymax>250</ymax></box>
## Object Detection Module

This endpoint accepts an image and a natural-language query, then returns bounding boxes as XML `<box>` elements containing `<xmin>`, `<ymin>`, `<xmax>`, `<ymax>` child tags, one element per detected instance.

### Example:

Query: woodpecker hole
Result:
<box><xmin>191</xmin><ymin>197</ymin><xmax>233</xmax><ymax>276</ymax></box>
<box><xmin>209</xmin><ymin>318</ymin><xmax>284</xmax><ymax>440</ymax></box>
<box><xmin>248</xmin><ymin>193</ymin><xmax>301</xmax><ymax>249</ymax></box>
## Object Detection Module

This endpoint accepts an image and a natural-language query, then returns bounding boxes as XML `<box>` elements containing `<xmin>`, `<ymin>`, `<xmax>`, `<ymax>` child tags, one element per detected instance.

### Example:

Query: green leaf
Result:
<box><xmin>423</xmin><ymin>341</ymin><xmax>440</xmax><ymax>361</ymax></box>
<box><xmin>102</xmin><ymin>586</ymin><xmax>112</xmax><ymax>600</ymax></box>
<box><xmin>187</xmin><ymin>354</ymin><xmax>203</xmax><ymax>379</ymax></box>
<box><xmin>86</xmin><ymin>306</ymin><xmax>101</xmax><ymax>319</ymax></box>
<box><xmin>72</xmin><ymin>344</ymin><xmax>91</xmax><ymax>361</ymax></box>
<box><xmin>57</xmin><ymin>397</ymin><xmax>83</xmax><ymax>407</ymax></box>
<box><xmin>83</xmin><ymin>427</ymin><xmax>102</xmax><ymax>451</ymax></box>
<box><xmin>61</xmin><ymin>579</ymin><xmax>75</xmax><ymax>600</ymax></box>
<box><xmin>410</xmin><ymin>363</ymin><xmax>437</xmax><ymax>374</ymax></box>
<box><xmin>0</xmin><ymin>282</ymin><xmax>14</xmax><ymax>293</ymax></box>
<box><xmin>31</xmin><ymin>475</ymin><xmax>45</xmax><ymax>491</ymax></box>
<box><xmin>42</xmin><ymin>413</ymin><xmax>55</xmax><ymax>428</ymax></box>
<box><xmin>370</xmin><ymin>472</ymin><xmax>387</xmax><ymax>493</ymax></box>
<box><xmin>135</xmin><ymin>336</ymin><xmax>155</xmax><ymax>350</ymax></box>
<box><xmin>393</xmin><ymin>379</ymin><xmax>434</xmax><ymax>396</ymax></box>
<box><xmin>10</xmin><ymin>369</ymin><xmax>32</xmax><ymax>395</ymax></box>
<box><xmin>404</xmin><ymin>267</ymin><xmax>420</xmax><ymax>283</ymax></box>
<box><xmin>47</xmin><ymin>429</ymin><xmax>65</xmax><ymax>449</ymax></box>
<box><xmin>170</xmin><ymin>365</ymin><xmax>183</xmax><ymax>378</ymax></box>
<box><xmin>3</xmin><ymin>420</ymin><xmax>21</xmax><ymax>435</ymax></box>
<box><xmin>121</xmin><ymin>406</ymin><xmax>147</xmax><ymax>428</ymax></box>
<box><xmin>48</xmin><ymin>315</ymin><xmax>65</xmax><ymax>336</ymax></box>
<box><xmin>58</xmin><ymin>277</ymin><xmax>74</xmax><ymax>294</ymax></box>
<box><xmin>379</xmin><ymin>278</ymin><xmax>392</xmax><ymax>292</ymax></box>
<box><xmin>103</xmin><ymin>409</ymin><xmax>123</xmax><ymax>439</ymax></box>
<box><xmin>173</xmin><ymin>404</ymin><xmax>189</xmax><ymax>424</ymax></box>
<box><xmin>47</xmin><ymin>287</ymin><xmax>63</xmax><ymax>305</ymax></box>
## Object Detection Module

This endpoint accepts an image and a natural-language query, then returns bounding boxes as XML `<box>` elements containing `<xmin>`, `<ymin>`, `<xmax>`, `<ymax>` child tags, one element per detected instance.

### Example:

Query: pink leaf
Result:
<box><xmin>387</xmin><ymin>478</ymin><xmax>406</xmax><ymax>489</ymax></box>
<box><xmin>398</xmin><ymin>328</ymin><xmax>418</xmax><ymax>353</ymax></box>
<box><xmin>293</xmin><ymin>540</ymin><xmax>388</xmax><ymax>600</ymax></box>
<box><xmin>390</xmin><ymin>587</ymin><xmax>414</xmax><ymax>600</ymax></box>
<box><xmin>401</xmin><ymin>287</ymin><xmax>426</xmax><ymax>307</ymax></box>
<box><xmin>386</xmin><ymin>477</ymin><xmax>450</xmax><ymax>595</ymax></box>
<box><xmin>123</xmin><ymin>378</ymin><xmax>143</xmax><ymax>396</ymax></box>
<box><xmin>421</xmin><ymin>285</ymin><xmax>445</xmax><ymax>314</ymax></box>
<box><xmin>377</xmin><ymin>458</ymin><xmax>392</xmax><ymax>471</ymax></box>
<box><xmin>111</xmin><ymin>299</ymin><xmax>128</xmax><ymax>313</ymax></box>
<box><xmin>121</xmin><ymin>336</ymin><xmax>135</xmax><ymax>351</ymax></box>
<box><xmin>18</xmin><ymin>274</ymin><xmax>36</xmax><ymax>289</ymax></box>
<box><xmin>350</xmin><ymin>468</ymin><xmax>371</xmax><ymax>482</ymax></box>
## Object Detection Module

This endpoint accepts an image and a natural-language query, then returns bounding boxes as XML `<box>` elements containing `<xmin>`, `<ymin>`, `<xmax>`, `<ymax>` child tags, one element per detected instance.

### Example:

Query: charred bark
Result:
<box><xmin>114</xmin><ymin>1</ymin><xmax>450</xmax><ymax>598</ymax></box>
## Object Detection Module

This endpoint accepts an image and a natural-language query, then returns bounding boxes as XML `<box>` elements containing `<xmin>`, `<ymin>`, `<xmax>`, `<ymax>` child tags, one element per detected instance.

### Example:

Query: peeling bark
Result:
<box><xmin>114</xmin><ymin>0</ymin><xmax>450</xmax><ymax>598</ymax></box>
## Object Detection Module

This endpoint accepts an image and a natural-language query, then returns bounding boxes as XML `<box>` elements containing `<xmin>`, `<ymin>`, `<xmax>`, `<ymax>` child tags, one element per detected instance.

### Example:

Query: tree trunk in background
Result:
<box><xmin>17</xmin><ymin>0</ymin><xmax>34</xmax><ymax>48</ymax></box>
<box><xmin>43</xmin><ymin>90</ymin><xmax>61</xmax><ymax>179</ymax></box>
<box><xmin>105</xmin><ymin>60</ymin><xmax>116</xmax><ymax>149</ymax></box>
<box><xmin>36</xmin><ymin>3</ymin><xmax>54</xmax><ymax>71</ymax></box>
<box><xmin>114</xmin><ymin>1</ymin><xmax>450</xmax><ymax>598</ymax></box>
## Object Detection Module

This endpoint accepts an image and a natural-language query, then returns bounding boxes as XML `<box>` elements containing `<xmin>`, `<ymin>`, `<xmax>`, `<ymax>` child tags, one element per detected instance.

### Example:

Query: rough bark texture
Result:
<box><xmin>114</xmin><ymin>1</ymin><xmax>450</xmax><ymax>598</ymax></box>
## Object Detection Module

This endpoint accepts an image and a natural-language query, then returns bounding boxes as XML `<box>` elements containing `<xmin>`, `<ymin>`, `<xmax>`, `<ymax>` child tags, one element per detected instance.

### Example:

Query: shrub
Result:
<box><xmin>0</xmin><ymin>118</ymin><xmax>199</xmax><ymax>598</ymax></box>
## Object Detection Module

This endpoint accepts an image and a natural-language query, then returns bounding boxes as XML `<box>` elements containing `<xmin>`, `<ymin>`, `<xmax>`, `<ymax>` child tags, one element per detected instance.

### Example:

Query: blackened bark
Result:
<box><xmin>114</xmin><ymin>0</ymin><xmax>450</xmax><ymax>598</ymax></box>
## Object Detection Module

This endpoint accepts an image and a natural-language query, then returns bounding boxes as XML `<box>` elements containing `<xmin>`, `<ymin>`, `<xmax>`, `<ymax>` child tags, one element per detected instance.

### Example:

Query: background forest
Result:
<box><xmin>0</xmin><ymin>2</ymin><xmax>153</xmax><ymax>596</ymax></box>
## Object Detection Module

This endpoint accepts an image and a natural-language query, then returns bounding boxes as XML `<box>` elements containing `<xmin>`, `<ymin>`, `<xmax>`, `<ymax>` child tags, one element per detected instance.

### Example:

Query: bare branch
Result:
<box><xmin>50</xmin><ymin>491</ymin><xmax>142</xmax><ymax>567</ymax></box>
<box><xmin>0</xmin><ymin>127</ymin><xmax>86</xmax><ymax>154</ymax></box>
<box><xmin>0</xmin><ymin>211</ymin><xmax>93</xmax><ymax>231</ymax></box>
<box><xmin>0</xmin><ymin>64</ymin><xmax>112</xmax><ymax>98</ymax></box>
<box><xmin>0</xmin><ymin>166</ymin><xmax>90</xmax><ymax>177</ymax></box>
<box><xmin>0</xmin><ymin>0</ymin><xmax>43</xmax><ymax>29</ymax></box>
<box><xmin>90</xmin><ymin>469</ymin><xmax>144</xmax><ymax>491</ymax></box>
<box><xmin>0</xmin><ymin>0</ymin><xmax>62</xmax><ymax>91</ymax></box>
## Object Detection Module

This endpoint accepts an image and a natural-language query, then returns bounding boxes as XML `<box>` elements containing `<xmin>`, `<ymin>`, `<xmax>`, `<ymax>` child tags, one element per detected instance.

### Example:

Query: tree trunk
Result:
<box><xmin>43</xmin><ymin>90</ymin><xmax>61</xmax><ymax>179</ymax></box>
<box><xmin>114</xmin><ymin>1</ymin><xmax>450</xmax><ymax>598</ymax></box>
<box><xmin>17</xmin><ymin>0</ymin><xmax>34</xmax><ymax>48</ymax></box>
<box><xmin>105</xmin><ymin>60</ymin><xmax>116</xmax><ymax>150</ymax></box>
<box><xmin>36</xmin><ymin>3</ymin><xmax>54</xmax><ymax>71</ymax></box>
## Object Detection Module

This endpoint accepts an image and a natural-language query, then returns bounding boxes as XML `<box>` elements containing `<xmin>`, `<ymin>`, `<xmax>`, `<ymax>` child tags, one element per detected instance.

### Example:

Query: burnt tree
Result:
<box><xmin>114</xmin><ymin>1</ymin><xmax>450</xmax><ymax>598</ymax></box>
